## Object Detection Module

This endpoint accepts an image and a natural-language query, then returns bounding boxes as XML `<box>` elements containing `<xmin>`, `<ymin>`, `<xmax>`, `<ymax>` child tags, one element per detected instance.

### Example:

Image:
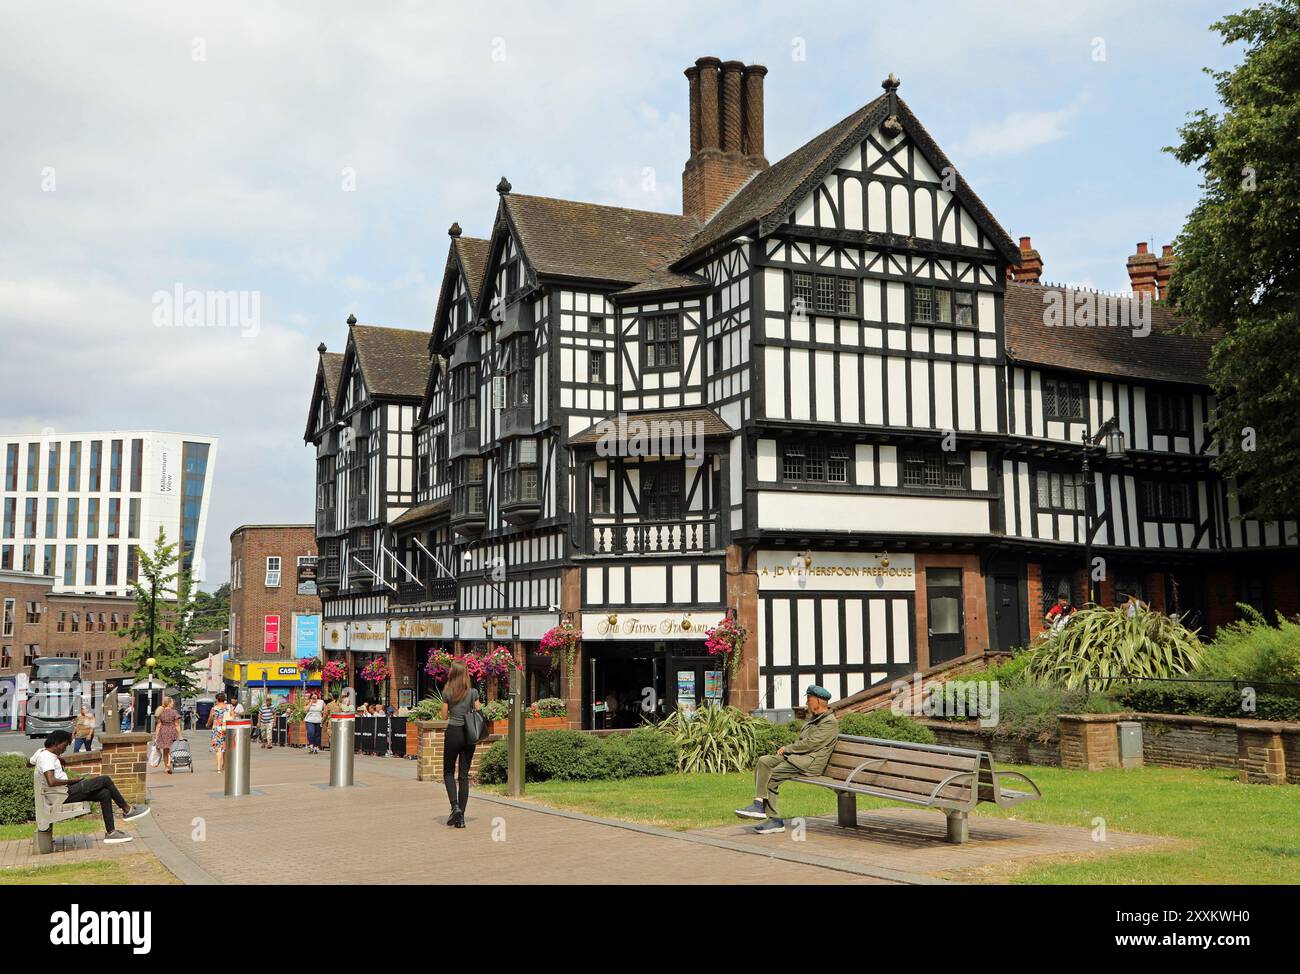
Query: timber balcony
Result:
<box><xmin>395</xmin><ymin>576</ymin><xmax>457</xmax><ymax>606</ymax></box>
<box><xmin>588</xmin><ymin>517</ymin><xmax>717</xmax><ymax>555</ymax></box>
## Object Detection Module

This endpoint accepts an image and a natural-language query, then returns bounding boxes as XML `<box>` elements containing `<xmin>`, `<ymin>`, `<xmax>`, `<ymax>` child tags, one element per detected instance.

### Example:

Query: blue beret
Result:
<box><xmin>805</xmin><ymin>684</ymin><xmax>832</xmax><ymax>701</ymax></box>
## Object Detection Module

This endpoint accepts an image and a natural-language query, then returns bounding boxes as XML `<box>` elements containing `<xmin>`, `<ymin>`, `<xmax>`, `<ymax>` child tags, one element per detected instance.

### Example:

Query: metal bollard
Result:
<box><xmin>507</xmin><ymin>667</ymin><xmax>524</xmax><ymax>797</ymax></box>
<box><xmin>329</xmin><ymin>714</ymin><xmax>355</xmax><ymax>787</ymax></box>
<box><xmin>224</xmin><ymin>720</ymin><xmax>252</xmax><ymax>797</ymax></box>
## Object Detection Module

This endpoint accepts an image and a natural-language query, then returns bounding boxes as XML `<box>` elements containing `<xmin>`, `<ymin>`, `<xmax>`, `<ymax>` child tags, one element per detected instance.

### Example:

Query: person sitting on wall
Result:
<box><xmin>734</xmin><ymin>685</ymin><xmax>839</xmax><ymax>835</ymax></box>
<box><xmin>1044</xmin><ymin>594</ymin><xmax>1075</xmax><ymax>634</ymax></box>
<box><xmin>31</xmin><ymin>730</ymin><xmax>150</xmax><ymax>844</ymax></box>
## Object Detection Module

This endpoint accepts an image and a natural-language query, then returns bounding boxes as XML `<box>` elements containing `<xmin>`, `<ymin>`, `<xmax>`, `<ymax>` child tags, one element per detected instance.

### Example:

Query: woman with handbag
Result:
<box><xmin>153</xmin><ymin>696</ymin><xmax>181</xmax><ymax>773</ymax></box>
<box><xmin>438</xmin><ymin>659</ymin><xmax>484</xmax><ymax>829</ymax></box>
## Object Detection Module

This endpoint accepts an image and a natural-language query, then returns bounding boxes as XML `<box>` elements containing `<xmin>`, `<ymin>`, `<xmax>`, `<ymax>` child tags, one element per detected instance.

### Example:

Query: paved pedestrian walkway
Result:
<box><xmin>139</xmin><ymin>740</ymin><xmax>902</xmax><ymax>884</ymax></box>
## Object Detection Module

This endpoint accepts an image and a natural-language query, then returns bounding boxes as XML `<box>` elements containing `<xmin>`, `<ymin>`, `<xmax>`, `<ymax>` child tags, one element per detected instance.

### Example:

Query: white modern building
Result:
<box><xmin>0</xmin><ymin>430</ymin><xmax>218</xmax><ymax>595</ymax></box>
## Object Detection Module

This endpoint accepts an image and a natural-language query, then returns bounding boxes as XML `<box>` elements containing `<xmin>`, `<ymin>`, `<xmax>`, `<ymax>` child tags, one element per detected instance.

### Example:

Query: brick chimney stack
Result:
<box><xmin>1008</xmin><ymin>236</ymin><xmax>1043</xmax><ymax>284</ymax></box>
<box><xmin>1155</xmin><ymin>244</ymin><xmax>1175</xmax><ymax>299</ymax></box>
<box><xmin>1126</xmin><ymin>242</ymin><xmax>1159</xmax><ymax>297</ymax></box>
<box><xmin>682</xmin><ymin>56</ymin><xmax>769</xmax><ymax>224</ymax></box>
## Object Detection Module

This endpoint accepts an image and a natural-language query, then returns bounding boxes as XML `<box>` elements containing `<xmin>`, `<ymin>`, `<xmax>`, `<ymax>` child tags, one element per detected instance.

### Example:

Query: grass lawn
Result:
<box><xmin>488</xmin><ymin>764</ymin><xmax>1300</xmax><ymax>884</ymax></box>
<box><xmin>0</xmin><ymin>854</ymin><xmax>179</xmax><ymax>885</ymax></box>
<box><xmin>0</xmin><ymin>817</ymin><xmax>103</xmax><ymax>842</ymax></box>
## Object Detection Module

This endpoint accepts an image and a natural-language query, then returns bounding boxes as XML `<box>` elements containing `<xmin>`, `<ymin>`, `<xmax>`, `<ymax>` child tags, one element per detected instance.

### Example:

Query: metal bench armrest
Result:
<box><xmin>843</xmin><ymin>757</ymin><xmax>886</xmax><ymax>786</ymax></box>
<box><xmin>992</xmin><ymin>770</ymin><xmax>1042</xmax><ymax>805</ymax></box>
<box><xmin>924</xmin><ymin>770</ymin><xmax>975</xmax><ymax>807</ymax></box>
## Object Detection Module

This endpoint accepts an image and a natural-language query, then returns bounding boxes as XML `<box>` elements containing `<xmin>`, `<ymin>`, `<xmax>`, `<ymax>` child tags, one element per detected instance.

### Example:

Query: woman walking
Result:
<box><xmin>304</xmin><ymin>692</ymin><xmax>325</xmax><ymax>753</ymax></box>
<box><xmin>73</xmin><ymin>705</ymin><xmax>97</xmax><ymax>752</ymax></box>
<box><xmin>438</xmin><ymin>660</ymin><xmax>483</xmax><ymax>829</ymax></box>
<box><xmin>153</xmin><ymin>696</ymin><xmax>181</xmax><ymax>773</ymax></box>
<box><xmin>207</xmin><ymin>692</ymin><xmax>230</xmax><ymax>773</ymax></box>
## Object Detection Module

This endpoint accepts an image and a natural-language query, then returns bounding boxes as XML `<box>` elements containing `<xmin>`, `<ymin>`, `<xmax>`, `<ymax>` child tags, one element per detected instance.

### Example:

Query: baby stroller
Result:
<box><xmin>169</xmin><ymin>736</ymin><xmax>194</xmax><ymax>772</ymax></box>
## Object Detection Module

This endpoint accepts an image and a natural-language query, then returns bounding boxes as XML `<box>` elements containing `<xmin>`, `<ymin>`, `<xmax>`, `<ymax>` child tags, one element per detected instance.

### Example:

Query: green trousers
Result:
<box><xmin>753</xmin><ymin>753</ymin><xmax>802</xmax><ymax>818</ymax></box>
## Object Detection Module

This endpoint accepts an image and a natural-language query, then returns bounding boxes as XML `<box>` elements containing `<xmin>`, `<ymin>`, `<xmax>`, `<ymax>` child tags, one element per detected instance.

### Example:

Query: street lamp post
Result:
<box><xmin>145</xmin><ymin>656</ymin><xmax>156</xmax><ymax>734</ymax></box>
<box><xmin>1081</xmin><ymin>417</ymin><xmax>1127</xmax><ymax>605</ymax></box>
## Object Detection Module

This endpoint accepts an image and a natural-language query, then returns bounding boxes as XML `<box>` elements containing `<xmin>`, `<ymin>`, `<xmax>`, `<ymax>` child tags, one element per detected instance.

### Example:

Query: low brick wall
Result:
<box><xmin>1133</xmin><ymin>713</ymin><xmax>1240</xmax><ymax>770</ymax></box>
<box><xmin>919</xmin><ymin>720</ymin><xmax>1061</xmax><ymax>767</ymax></box>
<box><xmin>61</xmin><ymin>732</ymin><xmax>151</xmax><ymax>805</ymax></box>
<box><xmin>413</xmin><ymin>721</ymin><xmax>502</xmax><ymax>783</ymax></box>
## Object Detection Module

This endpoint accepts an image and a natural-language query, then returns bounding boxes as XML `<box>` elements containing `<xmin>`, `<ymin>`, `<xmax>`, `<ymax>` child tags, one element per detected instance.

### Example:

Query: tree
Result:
<box><xmin>118</xmin><ymin>528</ymin><xmax>228</xmax><ymax>696</ymax></box>
<box><xmin>1166</xmin><ymin>1</ymin><xmax>1300</xmax><ymax>518</ymax></box>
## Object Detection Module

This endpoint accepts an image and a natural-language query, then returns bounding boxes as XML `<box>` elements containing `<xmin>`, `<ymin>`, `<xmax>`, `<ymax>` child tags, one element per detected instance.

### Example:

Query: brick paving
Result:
<box><xmin>695</xmin><ymin>808</ymin><xmax>1171</xmax><ymax>881</ymax></box>
<box><xmin>139</xmin><ymin>742</ymin><xmax>898</xmax><ymax>884</ymax></box>
<box><xmin>0</xmin><ymin>828</ymin><xmax>149</xmax><ymax>870</ymax></box>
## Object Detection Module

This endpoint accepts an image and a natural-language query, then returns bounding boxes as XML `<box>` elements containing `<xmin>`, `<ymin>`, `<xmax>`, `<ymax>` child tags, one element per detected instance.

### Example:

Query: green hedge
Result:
<box><xmin>836</xmin><ymin>710</ymin><xmax>937</xmax><ymax>744</ymax></box>
<box><xmin>0</xmin><ymin>754</ymin><xmax>36</xmax><ymax>826</ymax></box>
<box><xmin>1114</xmin><ymin>682</ymin><xmax>1300</xmax><ymax>722</ymax></box>
<box><xmin>476</xmin><ymin>728</ymin><xmax>679</xmax><ymax>784</ymax></box>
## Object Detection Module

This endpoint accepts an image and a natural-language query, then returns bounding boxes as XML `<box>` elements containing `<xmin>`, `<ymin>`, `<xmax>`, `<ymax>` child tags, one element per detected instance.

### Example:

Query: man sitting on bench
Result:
<box><xmin>734</xmin><ymin>685</ymin><xmax>839</xmax><ymax>834</ymax></box>
<box><xmin>32</xmin><ymin>730</ymin><xmax>150</xmax><ymax>844</ymax></box>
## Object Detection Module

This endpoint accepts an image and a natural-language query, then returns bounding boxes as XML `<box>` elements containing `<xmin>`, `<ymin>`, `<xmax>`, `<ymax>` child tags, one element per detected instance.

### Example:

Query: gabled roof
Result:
<box><xmin>501</xmin><ymin>193</ymin><xmax>700</xmax><ymax>286</ymax></box>
<box><xmin>615</xmin><ymin>268</ymin><xmax>710</xmax><ymax>298</ymax></box>
<box><xmin>304</xmin><ymin>349</ymin><xmax>345</xmax><ymax>443</ymax></box>
<box><xmin>455</xmin><ymin>236</ymin><xmax>491</xmax><ymax>306</ymax></box>
<box><xmin>321</xmin><ymin>352</ymin><xmax>344</xmax><ymax>402</ymax></box>
<box><xmin>679</xmin><ymin>95</ymin><xmax>1018</xmax><ymax>263</ymax></box>
<box><xmin>569</xmin><ymin>408</ymin><xmax>735</xmax><ymax>446</ymax></box>
<box><xmin>432</xmin><ymin>234</ymin><xmax>491</xmax><ymax>351</ymax></box>
<box><xmin>1003</xmin><ymin>282</ymin><xmax>1214</xmax><ymax>387</ymax></box>
<box><xmin>348</xmin><ymin>323</ymin><xmax>432</xmax><ymax>399</ymax></box>
<box><xmin>390</xmin><ymin>496</ymin><xmax>451</xmax><ymax>528</ymax></box>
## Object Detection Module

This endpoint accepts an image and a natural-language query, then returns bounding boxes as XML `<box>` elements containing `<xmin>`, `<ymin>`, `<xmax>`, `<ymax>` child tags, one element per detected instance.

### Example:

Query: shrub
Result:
<box><xmin>1024</xmin><ymin>606</ymin><xmax>1205</xmax><ymax>689</ymax></box>
<box><xmin>406</xmin><ymin>694</ymin><xmax>443</xmax><ymax>721</ymax></box>
<box><xmin>532</xmin><ymin>697</ymin><xmax>567</xmax><ymax>718</ymax></box>
<box><xmin>475</xmin><ymin>727</ymin><xmax>678</xmax><ymax>784</ymax></box>
<box><xmin>0</xmin><ymin>754</ymin><xmax>35</xmax><ymax>826</ymax></box>
<box><xmin>603</xmin><ymin>727</ymin><xmax>679</xmax><ymax>778</ymax></box>
<box><xmin>1195</xmin><ymin>610</ymin><xmax>1300</xmax><ymax>695</ymax></box>
<box><xmin>659</xmin><ymin>705</ymin><xmax>758</xmax><ymax>773</ymax></box>
<box><xmin>836</xmin><ymin>710</ymin><xmax>937</xmax><ymax>744</ymax></box>
<box><xmin>989</xmin><ymin>684</ymin><xmax>1121</xmax><ymax>740</ymax></box>
<box><xmin>753</xmin><ymin>719</ymin><xmax>801</xmax><ymax>756</ymax></box>
<box><xmin>480</xmin><ymin>699</ymin><xmax>510</xmax><ymax>722</ymax></box>
<box><xmin>1114</xmin><ymin>682</ymin><xmax>1300</xmax><ymax>722</ymax></box>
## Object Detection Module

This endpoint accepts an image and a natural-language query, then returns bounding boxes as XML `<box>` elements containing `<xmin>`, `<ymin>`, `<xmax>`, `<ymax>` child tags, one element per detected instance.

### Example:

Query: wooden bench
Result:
<box><xmin>32</xmin><ymin>765</ymin><xmax>93</xmax><ymax>854</ymax></box>
<box><xmin>792</xmin><ymin>734</ymin><xmax>1041</xmax><ymax>843</ymax></box>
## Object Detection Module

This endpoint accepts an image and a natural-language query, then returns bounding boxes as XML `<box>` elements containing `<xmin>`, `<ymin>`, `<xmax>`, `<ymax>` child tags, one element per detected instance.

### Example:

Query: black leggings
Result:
<box><xmin>65</xmin><ymin>774</ymin><xmax>128</xmax><ymax>833</ymax></box>
<box><xmin>442</xmin><ymin>724</ymin><xmax>477</xmax><ymax>813</ymax></box>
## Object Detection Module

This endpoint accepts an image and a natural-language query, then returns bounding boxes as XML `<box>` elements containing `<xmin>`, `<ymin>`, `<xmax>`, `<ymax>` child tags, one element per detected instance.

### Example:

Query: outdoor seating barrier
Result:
<box><xmin>353</xmin><ymin>715</ymin><xmax>406</xmax><ymax>757</ymax></box>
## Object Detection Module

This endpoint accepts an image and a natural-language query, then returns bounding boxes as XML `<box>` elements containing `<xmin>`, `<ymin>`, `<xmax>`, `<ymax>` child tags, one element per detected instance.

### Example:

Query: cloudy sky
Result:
<box><xmin>0</xmin><ymin>1</ymin><xmax>1243</xmax><ymax>587</ymax></box>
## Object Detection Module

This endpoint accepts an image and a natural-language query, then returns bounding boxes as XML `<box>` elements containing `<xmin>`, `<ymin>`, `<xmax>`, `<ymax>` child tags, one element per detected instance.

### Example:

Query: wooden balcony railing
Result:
<box><xmin>589</xmin><ymin>518</ymin><xmax>716</xmax><ymax>555</ymax></box>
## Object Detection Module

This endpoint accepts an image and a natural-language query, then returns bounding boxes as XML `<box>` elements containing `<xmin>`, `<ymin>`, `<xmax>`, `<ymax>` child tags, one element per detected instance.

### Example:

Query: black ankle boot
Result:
<box><xmin>454</xmin><ymin>811</ymin><xmax>466</xmax><ymax>828</ymax></box>
<box><xmin>446</xmin><ymin>804</ymin><xmax>460</xmax><ymax>826</ymax></box>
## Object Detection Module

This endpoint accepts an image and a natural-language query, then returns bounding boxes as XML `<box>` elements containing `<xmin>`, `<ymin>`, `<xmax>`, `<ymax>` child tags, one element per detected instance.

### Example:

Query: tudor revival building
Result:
<box><xmin>305</xmin><ymin>58</ymin><xmax>1299</xmax><ymax>725</ymax></box>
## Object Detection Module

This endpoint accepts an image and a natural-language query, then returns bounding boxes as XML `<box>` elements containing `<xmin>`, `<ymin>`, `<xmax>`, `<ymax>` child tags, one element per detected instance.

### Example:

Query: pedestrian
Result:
<box><xmin>207</xmin><ymin>692</ymin><xmax>231</xmax><ymax>773</ymax></box>
<box><xmin>32</xmin><ymin>730</ymin><xmax>150</xmax><ymax>844</ymax></box>
<box><xmin>734</xmin><ymin>685</ymin><xmax>840</xmax><ymax>835</ymax></box>
<box><xmin>438</xmin><ymin>659</ymin><xmax>483</xmax><ymax>829</ymax></box>
<box><xmin>304</xmin><ymin>692</ymin><xmax>325</xmax><ymax>753</ymax></box>
<box><xmin>73</xmin><ymin>705</ymin><xmax>97</xmax><ymax>753</ymax></box>
<box><xmin>322</xmin><ymin>694</ymin><xmax>339</xmax><ymax>749</ymax></box>
<box><xmin>1045</xmin><ymin>593</ymin><xmax>1075</xmax><ymax>634</ymax></box>
<box><xmin>119</xmin><ymin>701</ymin><xmax>133</xmax><ymax>733</ymax></box>
<box><xmin>258</xmin><ymin>694</ymin><xmax>276</xmax><ymax>749</ymax></box>
<box><xmin>153</xmin><ymin>696</ymin><xmax>181</xmax><ymax>774</ymax></box>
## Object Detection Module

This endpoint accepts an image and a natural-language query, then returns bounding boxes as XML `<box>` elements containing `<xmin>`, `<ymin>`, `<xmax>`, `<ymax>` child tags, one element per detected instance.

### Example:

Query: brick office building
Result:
<box><xmin>228</xmin><ymin>524</ymin><xmax>321</xmax><ymax>664</ymax></box>
<box><xmin>0</xmin><ymin>568</ymin><xmax>140</xmax><ymax>728</ymax></box>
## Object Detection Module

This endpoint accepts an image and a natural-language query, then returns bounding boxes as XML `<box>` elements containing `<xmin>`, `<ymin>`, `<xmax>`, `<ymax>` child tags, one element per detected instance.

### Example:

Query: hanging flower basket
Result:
<box><xmin>424</xmin><ymin>648</ymin><xmax>456</xmax><ymax>681</ymax></box>
<box><xmin>296</xmin><ymin>656</ymin><xmax>323</xmax><ymax>676</ymax></box>
<box><xmin>540</xmin><ymin>620</ymin><xmax>582</xmax><ymax>677</ymax></box>
<box><xmin>321</xmin><ymin>659</ymin><xmax>347</xmax><ymax>683</ymax></box>
<box><xmin>465</xmin><ymin>645</ymin><xmax>519</xmax><ymax>686</ymax></box>
<box><xmin>360</xmin><ymin>657</ymin><xmax>391</xmax><ymax>683</ymax></box>
<box><xmin>704</xmin><ymin>616</ymin><xmax>747</xmax><ymax>677</ymax></box>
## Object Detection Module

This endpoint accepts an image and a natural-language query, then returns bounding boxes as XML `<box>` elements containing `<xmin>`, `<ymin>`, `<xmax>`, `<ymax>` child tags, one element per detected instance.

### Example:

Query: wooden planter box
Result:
<box><xmin>288</xmin><ymin>721</ymin><xmax>307</xmax><ymax>747</ymax></box>
<box><xmin>486</xmin><ymin>715</ymin><xmax>566</xmax><ymax>736</ymax></box>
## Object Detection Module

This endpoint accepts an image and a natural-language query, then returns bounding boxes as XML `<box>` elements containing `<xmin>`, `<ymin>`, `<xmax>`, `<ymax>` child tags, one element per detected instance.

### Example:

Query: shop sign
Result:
<box><xmin>389</xmin><ymin>618</ymin><xmax>448</xmax><ymax>640</ymax></box>
<box><xmin>295</xmin><ymin>614</ymin><xmax>321</xmax><ymax>657</ymax></box>
<box><xmin>323</xmin><ymin>622</ymin><xmax>347</xmax><ymax>649</ymax></box>
<box><xmin>264</xmin><ymin>615</ymin><xmax>280</xmax><ymax>654</ymax></box>
<box><xmin>582</xmin><ymin>612</ymin><xmax>716</xmax><ymax>640</ymax></box>
<box><xmin>757</xmin><ymin>551</ymin><xmax>916</xmax><ymax>592</ymax></box>
<box><xmin>348</xmin><ymin>620</ymin><xmax>388</xmax><ymax>652</ymax></box>
<box><xmin>517</xmin><ymin>613</ymin><xmax>559</xmax><ymax>641</ymax></box>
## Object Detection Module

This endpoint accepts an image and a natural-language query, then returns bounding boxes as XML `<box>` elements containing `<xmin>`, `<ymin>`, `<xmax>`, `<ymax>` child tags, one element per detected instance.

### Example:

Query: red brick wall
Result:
<box><xmin>913</xmin><ymin>553</ymin><xmax>990</xmax><ymax>668</ymax></box>
<box><xmin>0</xmin><ymin>573</ymin><xmax>137</xmax><ymax>680</ymax></box>
<box><xmin>229</xmin><ymin>525</ymin><xmax>319</xmax><ymax>661</ymax></box>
